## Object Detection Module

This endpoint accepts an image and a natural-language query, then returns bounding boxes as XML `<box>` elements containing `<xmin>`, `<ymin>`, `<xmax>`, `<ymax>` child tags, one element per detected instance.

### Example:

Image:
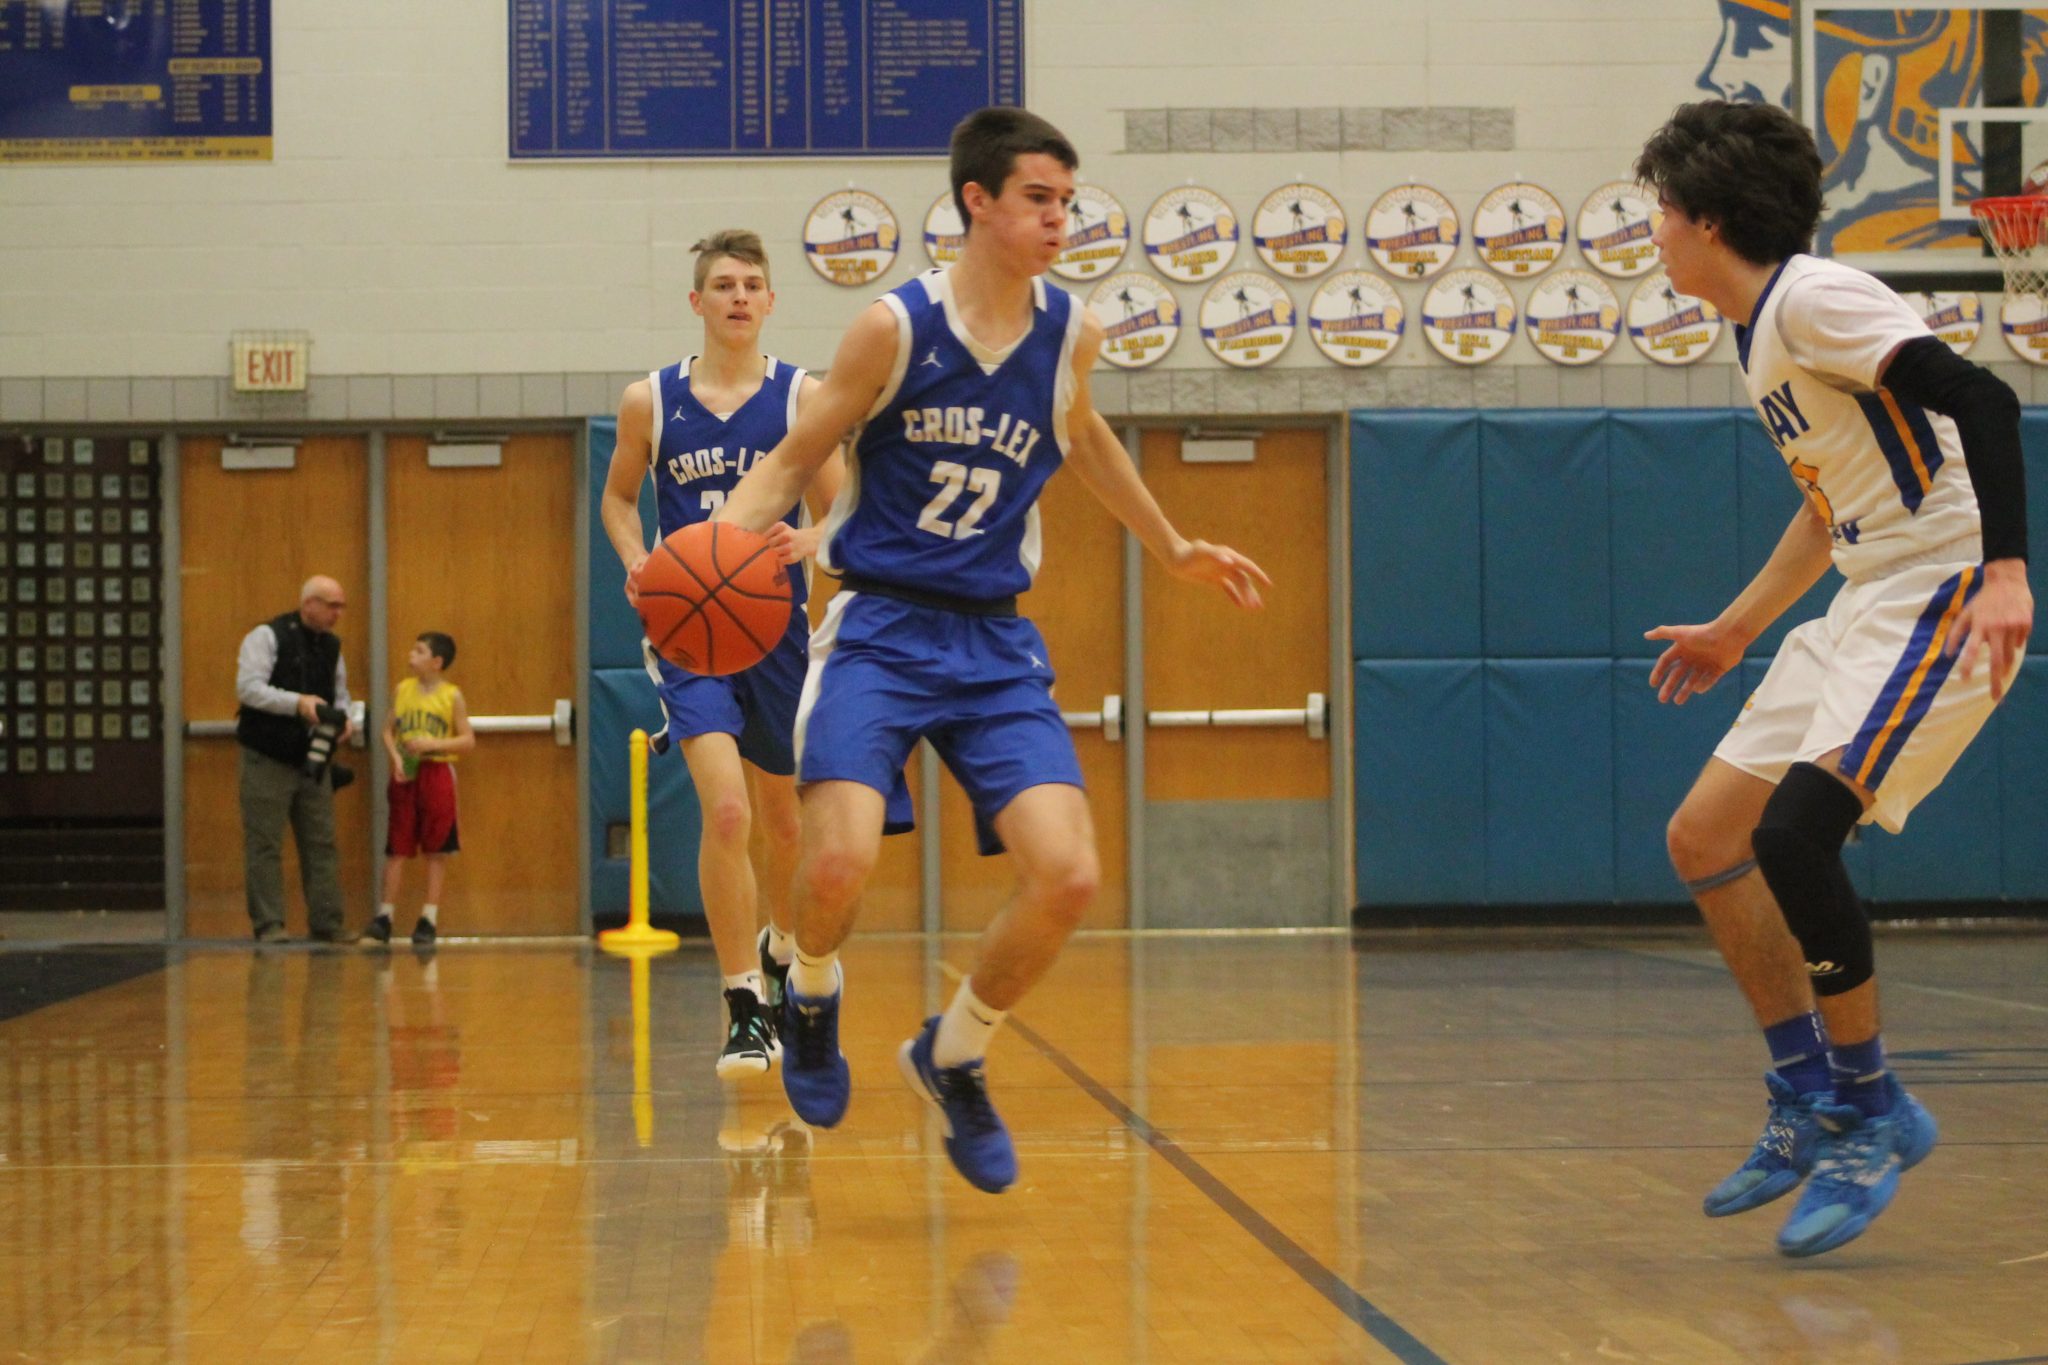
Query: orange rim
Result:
<box><xmin>1971</xmin><ymin>194</ymin><xmax>2048</xmax><ymax>253</ymax></box>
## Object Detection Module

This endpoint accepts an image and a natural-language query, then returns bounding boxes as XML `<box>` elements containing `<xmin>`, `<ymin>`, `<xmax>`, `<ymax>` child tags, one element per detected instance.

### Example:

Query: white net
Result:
<box><xmin>1971</xmin><ymin>195</ymin><xmax>2048</xmax><ymax>298</ymax></box>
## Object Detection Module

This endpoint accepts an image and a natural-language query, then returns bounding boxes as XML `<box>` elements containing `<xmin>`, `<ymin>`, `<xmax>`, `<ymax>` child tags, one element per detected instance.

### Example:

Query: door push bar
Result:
<box><xmin>1059</xmin><ymin>694</ymin><xmax>1123</xmax><ymax>742</ymax></box>
<box><xmin>185</xmin><ymin>699</ymin><xmax>369</xmax><ymax>745</ymax></box>
<box><xmin>1145</xmin><ymin>692</ymin><xmax>1327</xmax><ymax>740</ymax></box>
<box><xmin>468</xmin><ymin>699</ymin><xmax>576</xmax><ymax>746</ymax></box>
<box><xmin>187</xmin><ymin>700</ymin><xmax>575</xmax><ymax>747</ymax></box>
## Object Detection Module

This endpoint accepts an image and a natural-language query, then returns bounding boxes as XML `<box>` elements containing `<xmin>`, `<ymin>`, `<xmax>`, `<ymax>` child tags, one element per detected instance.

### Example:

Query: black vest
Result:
<box><xmin>237</xmin><ymin>610</ymin><xmax>341</xmax><ymax>766</ymax></box>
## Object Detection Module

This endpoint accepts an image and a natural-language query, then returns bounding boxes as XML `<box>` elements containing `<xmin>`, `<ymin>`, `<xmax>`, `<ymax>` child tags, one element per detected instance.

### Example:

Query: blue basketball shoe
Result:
<box><xmin>1776</xmin><ymin>1080</ymin><xmax>1938</xmax><ymax>1258</ymax></box>
<box><xmin>780</xmin><ymin>970</ymin><xmax>850</xmax><ymax>1128</ymax></box>
<box><xmin>1703</xmin><ymin>1072</ymin><xmax>1828</xmax><ymax>1217</ymax></box>
<box><xmin>899</xmin><ymin>1016</ymin><xmax>1017</xmax><ymax>1194</ymax></box>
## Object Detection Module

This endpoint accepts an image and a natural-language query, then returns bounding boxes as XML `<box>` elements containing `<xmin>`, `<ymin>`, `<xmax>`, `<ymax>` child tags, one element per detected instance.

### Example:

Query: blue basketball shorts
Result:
<box><xmin>795</xmin><ymin>592</ymin><xmax>1084</xmax><ymax>855</ymax></box>
<box><xmin>643</xmin><ymin>605</ymin><xmax>808</xmax><ymax>776</ymax></box>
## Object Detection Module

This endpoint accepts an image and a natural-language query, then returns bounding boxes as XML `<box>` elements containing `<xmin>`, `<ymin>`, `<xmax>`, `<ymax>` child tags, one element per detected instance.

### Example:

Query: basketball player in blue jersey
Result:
<box><xmin>1637</xmin><ymin>101</ymin><xmax>2031</xmax><ymax>1255</ymax></box>
<box><xmin>602</xmin><ymin>229</ymin><xmax>848</xmax><ymax>1081</ymax></box>
<box><xmin>714</xmin><ymin>108</ymin><xmax>1269</xmax><ymax>1193</ymax></box>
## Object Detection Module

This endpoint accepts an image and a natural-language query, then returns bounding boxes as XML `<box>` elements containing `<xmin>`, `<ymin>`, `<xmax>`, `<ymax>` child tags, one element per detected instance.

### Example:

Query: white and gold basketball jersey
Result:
<box><xmin>1738</xmin><ymin>254</ymin><xmax>1981</xmax><ymax>581</ymax></box>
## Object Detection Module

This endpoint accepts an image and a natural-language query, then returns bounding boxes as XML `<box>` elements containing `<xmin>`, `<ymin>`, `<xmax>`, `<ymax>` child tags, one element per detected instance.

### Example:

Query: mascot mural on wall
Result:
<box><xmin>1698</xmin><ymin>0</ymin><xmax>2048</xmax><ymax>253</ymax></box>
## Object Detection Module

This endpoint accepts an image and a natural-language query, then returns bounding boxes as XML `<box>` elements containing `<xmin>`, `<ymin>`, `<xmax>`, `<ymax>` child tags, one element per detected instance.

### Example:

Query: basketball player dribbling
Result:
<box><xmin>601</xmin><ymin>229</ymin><xmax>850</xmax><ymax>1081</ymax></box>
<box><xmin>1637</xmin><ymin>100</ymin><xmax>2032</xmax><ymax>1255</ymax></box>
<box><xmin>715</xmin><ymin>107</ymin><xmax>1270</xmax><ymax>1192</ymax></box>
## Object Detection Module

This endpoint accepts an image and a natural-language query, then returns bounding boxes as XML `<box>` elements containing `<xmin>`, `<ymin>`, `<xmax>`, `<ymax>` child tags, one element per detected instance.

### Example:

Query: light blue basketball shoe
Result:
<box><xmin>1704</xmin><ymin>1072</ymin><xmax>1829</xmax><ymax>1217</ymax></box>
<box><xmin>1776</xmin><ymin>1080</ymin><xmax>1938</xmax><ymax>1258</ymax></box>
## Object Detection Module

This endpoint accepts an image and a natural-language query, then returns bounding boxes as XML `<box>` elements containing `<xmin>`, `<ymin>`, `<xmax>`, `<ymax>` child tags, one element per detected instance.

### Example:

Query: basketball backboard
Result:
<box><xmin>1791</xmin><ymin>0</ymin><xmax>2048</xmax><ymax>291</ymax></box>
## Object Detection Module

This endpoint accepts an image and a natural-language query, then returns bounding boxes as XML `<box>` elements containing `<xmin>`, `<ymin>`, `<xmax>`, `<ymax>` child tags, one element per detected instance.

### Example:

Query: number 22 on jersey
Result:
<box><xmin>917</xmin><ymin>461</ymin><xmax>1000</xmax><ymax>540</ymax></box>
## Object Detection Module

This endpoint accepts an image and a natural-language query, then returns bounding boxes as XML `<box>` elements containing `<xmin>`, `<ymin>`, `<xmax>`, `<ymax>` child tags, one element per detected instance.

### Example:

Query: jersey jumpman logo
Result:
<box><xmin>921</xmin><ymin>347</ymin><xmax>942</xmax><ymax>368</ymax></box>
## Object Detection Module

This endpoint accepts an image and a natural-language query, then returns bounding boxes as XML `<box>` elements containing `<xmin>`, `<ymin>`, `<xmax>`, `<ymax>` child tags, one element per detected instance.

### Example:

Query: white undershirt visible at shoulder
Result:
<box><xmin>235</xmin><ymin>621</ymin><xmax>352</xmax><ymax>716</ymax></box>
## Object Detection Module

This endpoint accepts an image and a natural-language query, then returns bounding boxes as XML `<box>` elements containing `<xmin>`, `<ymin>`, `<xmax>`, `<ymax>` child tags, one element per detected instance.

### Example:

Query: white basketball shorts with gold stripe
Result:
<box><xmin>1714</xmin><ymin>555</ymin><xmax>2006</xmax><ymax>834</ymax></box>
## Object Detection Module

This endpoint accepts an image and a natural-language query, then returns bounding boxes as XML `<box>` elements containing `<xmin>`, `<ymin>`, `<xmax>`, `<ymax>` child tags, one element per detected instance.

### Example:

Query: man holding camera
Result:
<box><xmin>235</xmin><ymin>575</ymin><xmax>359</xmax><ymax>944</ymax></box>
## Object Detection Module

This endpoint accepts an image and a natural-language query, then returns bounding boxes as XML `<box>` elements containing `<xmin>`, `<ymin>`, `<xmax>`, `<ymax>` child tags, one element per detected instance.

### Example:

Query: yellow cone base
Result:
<box><xmin>600</xmin><ymin>923</ymin><xmax>681</xmax><ymax>951</ymax></box>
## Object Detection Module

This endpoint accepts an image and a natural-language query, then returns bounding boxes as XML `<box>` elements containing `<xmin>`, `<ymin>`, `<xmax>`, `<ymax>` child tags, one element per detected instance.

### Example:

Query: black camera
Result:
<box><xmin>304</xmin><ymin>703</ymin><xmax>354</xmax><ymax>790</ymax></box>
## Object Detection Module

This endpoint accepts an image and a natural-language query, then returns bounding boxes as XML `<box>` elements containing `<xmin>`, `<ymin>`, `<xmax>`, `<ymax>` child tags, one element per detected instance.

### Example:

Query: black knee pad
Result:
<box><xmin>1750</xmin><ymin>762</ymin><xmax>1871</xmax><ymax>995</ymax></box>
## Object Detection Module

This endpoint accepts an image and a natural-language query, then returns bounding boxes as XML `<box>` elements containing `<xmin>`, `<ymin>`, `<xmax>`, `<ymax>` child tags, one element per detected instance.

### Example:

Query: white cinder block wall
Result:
<box><xmin>1</xmin><ymin>0</ymin><xmax>2030</xmax><ymax>423</ymax></box>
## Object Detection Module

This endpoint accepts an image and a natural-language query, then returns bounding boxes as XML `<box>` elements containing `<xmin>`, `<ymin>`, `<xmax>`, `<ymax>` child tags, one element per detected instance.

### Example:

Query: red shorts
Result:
<box><xmin>387</xmin><ymin>761</ymin><xmax>460</xmax><ymax>856</ymax></box>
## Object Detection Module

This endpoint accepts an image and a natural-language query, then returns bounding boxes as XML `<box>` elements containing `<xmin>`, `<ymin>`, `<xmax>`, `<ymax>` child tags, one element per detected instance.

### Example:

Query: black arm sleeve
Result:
<box><xmin>1881</xmin><ymin>335</ymin><xmax>2028</xmax><ymax>562</ymax></box>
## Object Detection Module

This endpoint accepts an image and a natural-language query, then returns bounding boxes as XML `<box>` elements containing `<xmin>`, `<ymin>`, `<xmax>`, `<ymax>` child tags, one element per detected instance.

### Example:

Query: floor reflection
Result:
<box><xmin>1708</xmin><ymin>1289</ymin><xmax>1905</xmax><ymax>1365</ymax></box>
<box><xmin>722</xmin><ymin>1100</ymin><xmax>815</xmax><ymax>1255</ymax></box>
<box><xmin>0</xmin><ymin>930</ymin><xmax>2042</xmax><ymax>1362</ymax></box>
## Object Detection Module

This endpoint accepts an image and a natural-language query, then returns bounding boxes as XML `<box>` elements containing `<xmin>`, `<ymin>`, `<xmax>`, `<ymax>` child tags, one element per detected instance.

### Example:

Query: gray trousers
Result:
<box><xmin>239</xmin><ymin>745</ymin><xmax>345</xmax><ymax>935</ymax></box>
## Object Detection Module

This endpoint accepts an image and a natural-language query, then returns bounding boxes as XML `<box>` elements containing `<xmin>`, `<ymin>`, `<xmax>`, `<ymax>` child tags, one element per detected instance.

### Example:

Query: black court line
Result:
<box><xmin>1006</xmin><ymin>1014</ymin><xmax>1450</xmax><ymax>1365</ymax></box>
<box><xmin>1591</xmin><ymin>941</ymin><xmax>2048</xmax><ymax>1015</ymax></box>
<box><xmin>0</xmin><ymin>946</ymin><xmax>168</xmax><ymax>1024</ymax></box>
<box><xmin>1946</xmin><ymin>1355</ymin><xmax>2048</xmax><ymax>1365</ymax></box>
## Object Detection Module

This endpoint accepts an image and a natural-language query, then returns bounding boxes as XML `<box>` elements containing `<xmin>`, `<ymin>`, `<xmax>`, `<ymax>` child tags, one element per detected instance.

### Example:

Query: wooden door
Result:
<box><xmin>180</xmin><ymin>436</ymin><xmax>373</xmax><ymax>937</ymax></box>
<box><xmin>385</xmin><ymin>434</ymin><xmax>579</xmax><ymax>935</ymax></box>
<box><xmin>1139</xmin><ymin>428</ymin><xmax>1331</xmax><ymax>927</ymax></box>
<box><xmin>937</xmin><ymin>461</ymin><xmax>1128</xmax><ymax>930</ymax></box>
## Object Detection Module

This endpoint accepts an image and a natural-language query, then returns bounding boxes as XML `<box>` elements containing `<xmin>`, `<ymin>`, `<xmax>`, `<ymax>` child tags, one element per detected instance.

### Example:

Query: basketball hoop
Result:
<box><xmin>1970</xmin><ymin>193</ymin><xmax>2048</xmax><ymax>298</ymax></box>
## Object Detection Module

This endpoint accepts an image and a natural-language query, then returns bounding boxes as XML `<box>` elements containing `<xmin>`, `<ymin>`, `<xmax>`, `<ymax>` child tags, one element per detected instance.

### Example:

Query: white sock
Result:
<box><xmin>376</xmin><ymin>903</ymin><xmax>394</xmax><ymax>922</ymax></box>
<box><xmin>765</xmin><ymin>923</ymin><xmax>796</xmax><ymax>964</ymax></box>
<box><xmin>788</xmin><ymin>949</ymin><xmax>840</xmax><ymax>999</ymax></box>
<box><xmin>932</xmin><ymin>979</ymin><xmax>1006</xmax><ymax>1068</ymax></box>
<box><xmin>420</xmin><ymin>904</ymin><xmax>439</xmax><ymax>925</ymax></box>
<box><xmin>723</xmin><ymin>970</ymin><xmax>767</xmax><ymax>1000</ymax></box>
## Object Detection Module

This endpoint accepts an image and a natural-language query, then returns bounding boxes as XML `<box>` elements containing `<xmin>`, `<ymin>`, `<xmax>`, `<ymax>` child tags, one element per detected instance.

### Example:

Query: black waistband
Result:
<box><xmin>837</xmin><ymin>573</ymin><xmax>1017</xmax><ymax>618</ymax></box>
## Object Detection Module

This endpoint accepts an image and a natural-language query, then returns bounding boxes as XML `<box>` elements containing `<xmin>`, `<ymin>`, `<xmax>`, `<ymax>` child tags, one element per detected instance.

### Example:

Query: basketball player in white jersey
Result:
<box><xmin>602</xmin><ymin>230</ymin><xmax>846</xmax><ymax>1080</ymax></box>
<box><xmin>712</xmin><ymin>108</ymin><xmax>1268</xmax><ymax>1193</ymax></box>
<box><xmin>1636</xmin><ymin>100</ymin><xmax>2032</xmax><ymax>1256</ymax></box>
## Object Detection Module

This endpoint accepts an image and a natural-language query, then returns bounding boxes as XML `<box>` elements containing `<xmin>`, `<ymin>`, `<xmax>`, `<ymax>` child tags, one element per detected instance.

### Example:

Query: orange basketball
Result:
<box><xmin>636</xmin><ymin>523</ymin><xmax>793</xmax><ymax>676</ymax></box>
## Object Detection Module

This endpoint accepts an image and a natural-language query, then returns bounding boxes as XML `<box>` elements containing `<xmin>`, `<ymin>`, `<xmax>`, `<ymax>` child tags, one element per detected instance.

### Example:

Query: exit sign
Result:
<box><xmin>230</xmin><ymin>334</ymin><xmax>309</xmax><ymax>392</ymax></box>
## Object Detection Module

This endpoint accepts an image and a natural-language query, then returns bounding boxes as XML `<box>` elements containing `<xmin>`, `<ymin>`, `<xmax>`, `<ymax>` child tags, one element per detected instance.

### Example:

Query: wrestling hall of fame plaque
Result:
<box><xmin>1143</xmin><ymin>186</ymin><xmax>1239</xmax><ymax>285</ymax></box>
<box><xmin>1626</xmin><ymin>271</ymin><xmax>1723</xmax><ymax>366</ymax></box>
<box><xmin>1474</xmin><ymin>181</ymin><xmax>1567</xmax><ymax>278</ymax></box>
<box><xmin>2001</xmin><ymin>292</ymin><xmax>2048</xmax><ymax>365</ymax></box>
<box><xmin>1422</xmin><ymin>268</ymin><xmax>1517</xmax><ymax>365</ymax></box>
<box><xmin>1902</xmin><ymin>291</ymin><xmax>1982</xmax><ymax>357</ymax></box>
<box><xmin>1251</xmin><ymin>182</ymin><xmax>1347</xmax><ymax>279</ymax></box>
<box><xmin>924</xmin><ymin>193</ymin><xmax>966</xmax><ymax>268</ymax></box>
<box><xmin>1365</xmin><ymin>183</ymin><xmax>1459</xmax><ymax>281</ymax></box>
<box><xmin>1086</xmin><ymin>271</ymin><xmax>1180</xmax><ymax>369</ymax></box>
<box><xmin>1525</xmin><ymin>269</ymin><xmax>1621</xmax><ymax>366</ymax></box>
<box><xmin>1576</xmin><ymin>181</ymin><xmax>1661</xmax><ymax>279</ymax></box>
<box><xmin>1052</xmin><ymin>184</ymin><xmax>1131</xmax><ymax>281</ymax></box>
<box><xmin>1306</xmin><ymin>270</ymin><xmax>1404</xmax><ymax>367</ymax></box>
<box><xmin>804</xmin><ymin>190</ymin><xmax>900</xmax><ymax>287</ymax></box>
<box><xmin>1199</xmin><ymin>271</ymin><xmax>1295</xmax><ymax>368</ymax></box>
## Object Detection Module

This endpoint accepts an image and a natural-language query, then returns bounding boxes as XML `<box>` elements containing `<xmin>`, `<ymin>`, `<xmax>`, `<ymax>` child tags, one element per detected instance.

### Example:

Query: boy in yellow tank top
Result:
<box><xmin>370</xmin><ymin>632</ymin><xmax>474</xmax><ymax>946</ymax></box>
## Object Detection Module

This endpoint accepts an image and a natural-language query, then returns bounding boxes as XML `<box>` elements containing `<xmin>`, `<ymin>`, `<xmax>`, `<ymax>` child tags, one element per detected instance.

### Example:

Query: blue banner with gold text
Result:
<box><xmin>510</xmin><ymin>0</ymin><xmax>1024</xmax><ymax>159</ymax></box>
<box><xmin>0</xmin><ymin>0</ymin><xmax>271</xmax><ymax>164</ymax></box>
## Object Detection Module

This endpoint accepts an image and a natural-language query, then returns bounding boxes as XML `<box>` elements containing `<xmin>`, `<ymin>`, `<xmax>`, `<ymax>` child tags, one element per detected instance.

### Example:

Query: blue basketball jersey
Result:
<box><xmin>818</xmin><ymin>270</ymin><xmax>1084</xmax><ymax>601</ymax></box>
<box><xmin>649</xmin><ymin>354</ymin><xmax>809</xmax><ymax>606</ymax></box>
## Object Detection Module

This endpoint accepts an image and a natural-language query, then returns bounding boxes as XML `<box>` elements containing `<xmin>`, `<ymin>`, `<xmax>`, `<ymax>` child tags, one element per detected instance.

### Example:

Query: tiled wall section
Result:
<box><xmin>1124</xmin><ymin>107</ymin><xmax>1516</xmax><ymax>154</ymax></box>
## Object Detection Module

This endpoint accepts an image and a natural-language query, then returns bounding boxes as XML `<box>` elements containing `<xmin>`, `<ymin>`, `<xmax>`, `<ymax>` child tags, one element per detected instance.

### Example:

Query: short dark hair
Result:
<box><xmin>1634</xmin><ymin>100</ymin><xmax>1823</xmax><ymax>266</ymax></box>
<box><xmin>418</xmin><ymin>631</ymin><xmax>456</xmax><ymax>668</ymax></box>
<box><xmin>950</xmin><ymin>107</ymin><xmax>1078</xmax><ymax>226</ymax></box>
<box><xmin>691</xmin><ymin>228</ymin><xmax>770</xmax><ymax>291</ymax></box>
